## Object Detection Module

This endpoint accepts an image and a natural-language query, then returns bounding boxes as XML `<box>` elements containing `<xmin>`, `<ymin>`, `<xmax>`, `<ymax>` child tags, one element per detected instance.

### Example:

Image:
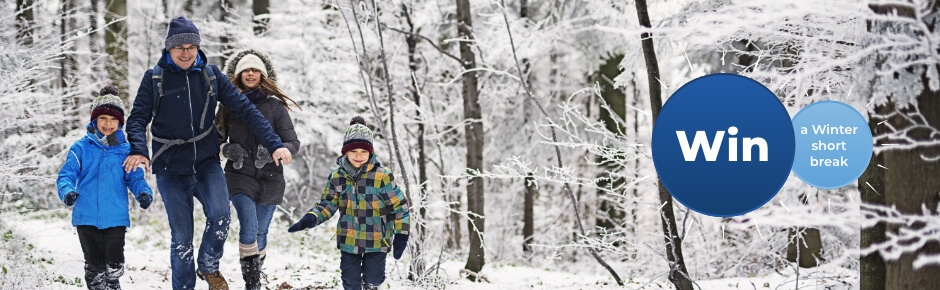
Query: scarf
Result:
<box><xmin>87</xmin><ymin>123</ymin><xmax>122</xmax><ymax>146</ymax></box>
<box><xmin>340</xmin><ymin>156</ymin><xmax>365</xmax><ymax>180</ymax></box>
<box><xmin>245</xmin><ymin>87</ymin><xmax>267</xmax><ymax>105</ymax></box>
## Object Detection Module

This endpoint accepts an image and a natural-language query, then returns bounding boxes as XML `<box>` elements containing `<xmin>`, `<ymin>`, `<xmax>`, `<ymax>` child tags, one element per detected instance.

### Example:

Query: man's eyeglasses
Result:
<box><xmin>170</xmin><ymin>46</ymin><xmax>198</xmax><ymax>53</ymax></box>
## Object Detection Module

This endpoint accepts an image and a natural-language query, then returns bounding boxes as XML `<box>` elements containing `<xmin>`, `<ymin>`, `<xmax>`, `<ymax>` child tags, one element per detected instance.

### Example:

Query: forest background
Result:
<box><xmin>1</xmin><ymin>0</ymin><xmax>938</xmax><ymax>289</ymax></box>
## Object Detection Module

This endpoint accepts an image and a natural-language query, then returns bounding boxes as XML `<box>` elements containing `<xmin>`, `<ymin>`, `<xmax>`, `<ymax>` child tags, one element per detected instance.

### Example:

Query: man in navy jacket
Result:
<box><xmin>122</xmin><ymin>16</ymin><xmax>292</xmax><ymax>290</ymax></box>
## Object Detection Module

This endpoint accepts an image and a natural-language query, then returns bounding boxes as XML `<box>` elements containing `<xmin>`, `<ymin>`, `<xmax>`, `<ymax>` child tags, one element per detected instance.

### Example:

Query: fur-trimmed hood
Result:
<box><xmin>223</xmin><ymin>48</ymin><xmax>278</xmax><ymax>82</ymax></box>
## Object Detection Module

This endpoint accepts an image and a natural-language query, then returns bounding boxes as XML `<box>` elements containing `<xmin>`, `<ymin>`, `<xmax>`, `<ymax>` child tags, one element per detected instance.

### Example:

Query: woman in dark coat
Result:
<box><xmin>218</xmin><ymin>48</ymin><xmax>300</xmax><ymax>290</ymax></box>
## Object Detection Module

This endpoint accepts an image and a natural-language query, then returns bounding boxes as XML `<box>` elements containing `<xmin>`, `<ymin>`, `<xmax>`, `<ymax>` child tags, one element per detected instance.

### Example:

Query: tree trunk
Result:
<box><xmin>434</xmin><ymin>9</ymin><xmax>463</xmax><ymax>252</ymax></box>
<box><xmin>455</xmin><ymin>0</ymin><xmax>485</xmax><ymax>279</ymax></box>
<box><xmin>736</xmin><ymin>39</ymin><xmax>757</xmax><ymax>73</ymax></box>
<box><xmin>15</xmin><ymin>0</ymin><xmax>35</xmax><ymax>91</ymax></box>
<box><xmin>183</xmin><ymin>0</ymin><xmax>194</xmax><ymax>16</ymax></box>
<box><xmin>786</xmin><ymin>194</ymin><xmax>823</xmax><ymax>267</ymax></box>
<box><xmin>105</xmin><ymin>0</ymin><xmax>127</xmax><ymax>100</ymax></box>
<box><xmin>867</xmin><ymin>4</ymin><xmax>940</xmax><ymax>289</ymax></box>
<box><xmin>859</xmin><ymin>111</ymin><xmax>886</xmax><ymax>290</ymax></box>
<box><xmin>218</xmin><ymin>0</ymin><xmax>235</xmax><ymax>64</ymax></box>
<box><xmin>89</xmin><ymin>0</ymin><xmax>99</xmax><ymax>55</ymax></box>
<box><xmin>447</xmin><ymin>181</ymin><xmax>462</xmax><ymax>250</ymax></box>
<box><xmin>15</xmin><ymin>0</ymin><xmax>34</xmax><ymax>46</ymax></box>
<box><xmin>594</xmin><ymin>54</ymin><xmax>627</xmax><ymax>232</ymax></box>
<box><xmin>786</xmin><ymin>227</ymin><xmax>823</xmax><ymax>267</ymax></box>
<box><xmin>635</xmin><ymin>1</ymin><xmax>694</xmax><ymax>289</ymax></box>
<box><xmin>519</xmin><ymin>0</ymin><xmax>536</xmax><ymax>257</ymax></box>
<box><xmin>402</xmin><ymin>2</ymin><xmax>427</xmax><ymax>280</ymax></box>
<box><xmin>59</xmin><ymin>0</ymin><xmax>75</xmax><ymax>90</ymax></box>
<box><xmin>882</xmin><ymin>91</ymin><xmax>940</xmax><ymax>289</ymax></box>
<box><xmin>252</xmin><ymin>0</ymin><xmax>270</xmax><ymax>35</ymax></box>
<box><xmin>523</xmin><ymin>173</ymin><xmax>536</xmax><ymax>254</ymax></box>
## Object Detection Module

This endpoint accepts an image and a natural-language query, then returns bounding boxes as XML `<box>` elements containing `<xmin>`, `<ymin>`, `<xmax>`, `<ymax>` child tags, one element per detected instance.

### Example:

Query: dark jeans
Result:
<box><xmin>340</xmin><ymin>252</ymin><xmax>387</xmax><ymax>290</ymax></box>
<box><xmin>156</xmin><ymin>163</ymin><xmax>231</xmax><ymax>290</ymax></box>
<box><xmin>77</xmin><ymin>226</ymin><xmax>126</xmax><ymax>290</ymax></box>
<box><xmin>231</xmin><ymin>193</ymin><xmax>276</xmax><ymax>251</ymax></box>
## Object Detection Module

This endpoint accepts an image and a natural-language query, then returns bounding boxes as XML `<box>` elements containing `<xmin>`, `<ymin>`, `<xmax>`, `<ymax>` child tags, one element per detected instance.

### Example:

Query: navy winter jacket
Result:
<box><xmin>57</xmin><ymin>122</ymin><xmax>153</xmax><ymax>228</ymax></box>
<box><xmin>126</xmin><ymin>50</ymin><xmax>284</xmax><ymax>175</ymax></box>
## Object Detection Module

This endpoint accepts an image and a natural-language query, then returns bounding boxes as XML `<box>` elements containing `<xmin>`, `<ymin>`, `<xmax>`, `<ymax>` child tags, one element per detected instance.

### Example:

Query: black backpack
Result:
<box><xmin>148</xmin><ymin>64</ymin><xmax>221</xmax><ymax>160</ymax></box>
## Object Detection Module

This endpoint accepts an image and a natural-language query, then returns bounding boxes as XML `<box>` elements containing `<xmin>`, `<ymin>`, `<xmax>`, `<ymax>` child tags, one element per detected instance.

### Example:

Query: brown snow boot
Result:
<box><xmin>197</xmin><ymin>270</ymin><xmax>229</xmax><ymax>290</ymax></box>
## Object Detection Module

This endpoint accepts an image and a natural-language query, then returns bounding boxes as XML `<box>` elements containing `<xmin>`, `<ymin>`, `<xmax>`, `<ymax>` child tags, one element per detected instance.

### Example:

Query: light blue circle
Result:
<box><xmin>791</xmin><ymin>101</ymin><xmax>873</xmax><ymax>189</ymax></box>
<box><xmin>651</xmin><ymin>74</ymin><xmax>795</xmax><ymax>217</ymax></box>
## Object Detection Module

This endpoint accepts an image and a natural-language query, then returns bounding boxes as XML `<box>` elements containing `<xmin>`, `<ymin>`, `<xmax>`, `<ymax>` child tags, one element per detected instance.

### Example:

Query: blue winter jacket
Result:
<box><xmin>126</xmin><ymin>50</ymin><xmax>284</xmax><ymax>175</ymax></box>
<box><xmin>57</xmin><ymin>122</ymin><xmax>153</xmax><ymax>228</ymax></box>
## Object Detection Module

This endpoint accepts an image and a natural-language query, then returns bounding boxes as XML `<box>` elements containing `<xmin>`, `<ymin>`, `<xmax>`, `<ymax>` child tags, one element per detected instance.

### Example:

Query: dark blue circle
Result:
<box><xmin>651</xmin><ymin>74</ymin><xmax>795</xmax><ymax>217</ymax></box>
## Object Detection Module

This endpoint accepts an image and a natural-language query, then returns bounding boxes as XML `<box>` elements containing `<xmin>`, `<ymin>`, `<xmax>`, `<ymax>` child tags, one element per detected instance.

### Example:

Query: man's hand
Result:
<box><xmin>272</xmin><ymin>147</ymin><xmax>292</xmax><ymax>166</ymax></box>
<box><xmin>123</xmin><ymin>154</ymin><xmax>150</xmax><ymax>173</ymax></box>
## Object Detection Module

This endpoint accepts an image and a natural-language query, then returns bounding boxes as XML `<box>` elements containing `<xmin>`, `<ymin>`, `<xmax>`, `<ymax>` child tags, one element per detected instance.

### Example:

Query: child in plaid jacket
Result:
<box><xmin>289</xmin><ymin>116</ymin><xmax>410</xmax><ymax>290</ymax></box>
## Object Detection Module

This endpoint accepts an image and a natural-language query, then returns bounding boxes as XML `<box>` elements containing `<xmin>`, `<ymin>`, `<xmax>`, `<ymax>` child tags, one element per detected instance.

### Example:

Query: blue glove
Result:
<box><xmin>393</xmin><ymin>234</ymin><xmax>408</xmax><ymax>260</ymax></box>
<box><xmin>137</xmin><ymin>193</ymin><xmax>153</xmax><ymax>209</ymax></box>
<box><xmin>288</xmin><ymin>214</ymin><xmax>318</xmax><ymax>232</ymax></box>
<box><xmin>63</xmin><ymin>191</ymin><xmax>79</xmax><ymax>206</ymax></box>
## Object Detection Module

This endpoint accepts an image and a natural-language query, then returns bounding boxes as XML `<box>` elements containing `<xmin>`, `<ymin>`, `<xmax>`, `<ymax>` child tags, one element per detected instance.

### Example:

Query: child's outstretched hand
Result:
<box><xmin>137</xmin><ymin>193</ymin><xmax>153</xmax><ymax>209</ymax></box>
<box><xmin>288</xmin><ymin>214</ymin><xmax>319</xmax><ymax>232</ymax></box>
<box><xmin>393</xmin><ymin>234</ymin><xmax>409</xmax><ymax>260</ymax></box>
<box><xmin>63</xmin><ymin>191</ymin><xmax>79</xmax><ymax>206</ymax></box>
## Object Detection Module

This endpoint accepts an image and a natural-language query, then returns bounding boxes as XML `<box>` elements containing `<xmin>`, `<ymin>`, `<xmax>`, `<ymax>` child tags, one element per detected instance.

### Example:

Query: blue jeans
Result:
<box><xmin>231</xmin><ymin>193</ymin><xmax>276</xmax><ymax>251</ymax></box>
<box><xmin>340</xmin><ymin>252</ymin><xmax>387</xmax><ymax>290</ymax></box>
<box><xmin>157</xmin><ymin>164</ymin><xmax>231</xmax><ymax>290</ymax></box>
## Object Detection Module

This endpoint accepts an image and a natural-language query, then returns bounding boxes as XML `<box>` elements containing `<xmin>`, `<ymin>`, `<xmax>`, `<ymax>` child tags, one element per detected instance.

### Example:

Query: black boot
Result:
<box><xmin>104</xmin><ymin>262</ymin><xmax>124</xmax><ymax>290</ymax></box>
<box><xmin>84</xmin><ymin>263</ymin><xmax>107</xmax><ymax>290</ymax></box>
<box><xmin>258</xmin><ymin>254</ymin><xmax>268</xmax><ymax>284</ymax></box>
<box><xmin>240</xmin><ymin>254</ymin><xmax>261</xmax><ymax>290</ymax></box>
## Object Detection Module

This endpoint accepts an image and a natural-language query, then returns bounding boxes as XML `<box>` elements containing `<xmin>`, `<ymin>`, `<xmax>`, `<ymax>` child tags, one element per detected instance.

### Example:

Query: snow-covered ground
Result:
<box><xmin>0</xmin><ymin>205</ymin><xmax>858</xmax><ymax>289</ymax></box>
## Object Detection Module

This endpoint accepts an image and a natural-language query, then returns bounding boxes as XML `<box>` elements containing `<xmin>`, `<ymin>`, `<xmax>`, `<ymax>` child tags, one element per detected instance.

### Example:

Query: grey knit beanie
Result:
<box><xmin>165</xmin><ymin>16</ymin><xmax>200</xmax><ymax>50</ymax></box>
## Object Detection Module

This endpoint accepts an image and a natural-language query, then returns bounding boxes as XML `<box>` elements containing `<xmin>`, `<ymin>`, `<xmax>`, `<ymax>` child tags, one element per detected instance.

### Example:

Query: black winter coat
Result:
<box><xmin>220</xmin><ymin>96</ymin><xmax>299</xmax><ymax>205</ymax></box>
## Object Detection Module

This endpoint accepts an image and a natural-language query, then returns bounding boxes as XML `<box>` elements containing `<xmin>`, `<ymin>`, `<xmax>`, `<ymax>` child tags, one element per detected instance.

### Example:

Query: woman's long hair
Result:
<box><xmin>218</xmin><ymin>73</ymin><xmax>300</xmax><ymax>136</ymax></box>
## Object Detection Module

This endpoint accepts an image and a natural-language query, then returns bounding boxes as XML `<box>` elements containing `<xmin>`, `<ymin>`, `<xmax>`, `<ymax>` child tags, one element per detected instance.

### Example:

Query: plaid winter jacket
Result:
<box><xmin>306</xmin><ymin>155</ymin><xmax>410</xmax><ymax>254</ymax></box>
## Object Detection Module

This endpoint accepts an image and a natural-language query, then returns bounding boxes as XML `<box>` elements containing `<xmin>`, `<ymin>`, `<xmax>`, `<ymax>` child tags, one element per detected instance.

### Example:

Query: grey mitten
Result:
<box><xmin>254</xmin><ymin>144</ymin><xmax>274</xmax><ymax>168</ymax></box>
<box><xmin>222</xmin><ymin>143</ymin><xmax>249</xmax><ymax>169</ymax></box>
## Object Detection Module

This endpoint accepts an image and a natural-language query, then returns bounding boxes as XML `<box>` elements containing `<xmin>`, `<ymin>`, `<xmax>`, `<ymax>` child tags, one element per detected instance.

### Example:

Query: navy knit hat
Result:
<box><xmin>165</xmin><ymin>16</ymin><xmax>200</xmax><ymax>50</ymax></box>
<box><xmin>90</xmin><ymin>85</ymin><xmax>126</xmax><ymax>125</ymax></box>
<box><xmin>341</xmin><ymin>116</ymin><xmax>374</xmax><ymax>155</ymax></box>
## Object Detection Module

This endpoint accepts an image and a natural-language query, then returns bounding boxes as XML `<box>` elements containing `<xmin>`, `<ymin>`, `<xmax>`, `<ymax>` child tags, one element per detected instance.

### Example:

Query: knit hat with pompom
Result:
<box><xmin>90</xmin><ymin>85</ymin><xmax>125</xmax><ymax>125</ymax></box>
<box><xmin>341</xmin><ymin>116</ymin><xmax>374</xmax><ymax>155</ymax></box>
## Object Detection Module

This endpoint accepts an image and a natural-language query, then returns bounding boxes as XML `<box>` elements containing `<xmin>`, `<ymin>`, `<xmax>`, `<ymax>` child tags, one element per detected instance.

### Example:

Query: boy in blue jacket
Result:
<box><xmin>57</xmin><ymin>85</ymin><xmax>154</xmax><ymax>290</ymax></box>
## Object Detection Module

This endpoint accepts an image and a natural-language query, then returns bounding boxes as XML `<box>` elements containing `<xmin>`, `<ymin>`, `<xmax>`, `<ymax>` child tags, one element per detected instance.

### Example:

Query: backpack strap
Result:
<box><xmin>150</xmin><ymin>65</ymin><xmax>165</xmax><ymax>118</ymax></box>
<box><xmin>150</xmin><ymin>64</ymin><xmax>219</xmax><ymax>123</ymax></box>
<box><xmin>199</xmin><ymin>65</ymin><xmax>219</xmax><ymax>130</ymax></box>
<box><xmin>147</xmin><ymin>64</ymin><xmax>220</xmax><ymax>161</ymax></box>
<box><xmin>151</xmin><ymin>125</ymin><xmax>216</xmax><ymax>161</ymax></box>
